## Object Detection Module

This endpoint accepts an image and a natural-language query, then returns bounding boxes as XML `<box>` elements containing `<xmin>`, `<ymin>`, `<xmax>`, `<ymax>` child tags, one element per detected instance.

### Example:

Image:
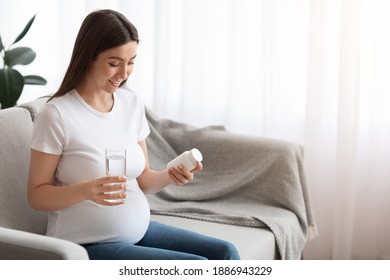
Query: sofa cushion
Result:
<box><xmin>151</xmin><ymin>214</ymin><xmax>278</xmax><ymax>260</ymax></box>
<box><xmin>18</xmin><ymin>97</ymin><xmax>49</xmax><ymax>121</ymax></box>
<box><xmin>0</xmin><ymin>107</ymin><xmax>47</xmax><ymax>234</ymax></box>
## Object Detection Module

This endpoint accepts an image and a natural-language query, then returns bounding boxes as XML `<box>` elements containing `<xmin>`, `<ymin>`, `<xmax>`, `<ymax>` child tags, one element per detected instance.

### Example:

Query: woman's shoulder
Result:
<box><xmin>43</xmin><ymin>91</ymin><xmax>76</xmax><ymax>113</ymax></box>
<box><xmin>36</xmin><ymin>101</ymin><xmax>60</xmax><ymax>118</ymax></box>
<box><xmin>36</xmin><ymin>90</ymin><xmax>78</xmax><ymax>120</ymax></box>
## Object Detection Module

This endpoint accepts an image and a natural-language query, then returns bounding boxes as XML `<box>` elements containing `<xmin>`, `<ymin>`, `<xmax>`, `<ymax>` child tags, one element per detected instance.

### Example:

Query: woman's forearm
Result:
<box><xmin>28</xmin><ymin>182</ymin><xmax>88</xmax><ymax>211</ymax></box>
<box><xmin>137</xmin><ymin>168</ymin><xmax>172</xmax><ymax>194</ymax></box>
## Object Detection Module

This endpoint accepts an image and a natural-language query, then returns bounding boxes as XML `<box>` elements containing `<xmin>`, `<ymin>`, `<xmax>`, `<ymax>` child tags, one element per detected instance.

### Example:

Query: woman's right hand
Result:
<box><xmin>84</xmin><ymin>176</ymin><xmax>127</xmax><ymax>206</ymax></box>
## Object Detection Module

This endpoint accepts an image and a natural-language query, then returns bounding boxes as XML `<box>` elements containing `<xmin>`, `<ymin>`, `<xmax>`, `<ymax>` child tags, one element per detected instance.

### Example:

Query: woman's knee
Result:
<box><xmin>219</xmin><ymin>241</ymin><xmax>241</xmax><ymax>260</ymax></box>
<box><xmin>206</xmin><ymin>239</ymin><xmax>240</xmax><ymax>260</ymax></box>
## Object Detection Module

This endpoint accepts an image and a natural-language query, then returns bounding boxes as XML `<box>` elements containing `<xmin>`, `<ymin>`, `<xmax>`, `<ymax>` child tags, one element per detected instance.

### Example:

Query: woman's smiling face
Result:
<box><xmin>84</xmin><ymin>41</ymin><xmax>138</xmax><ymax>94</ymax></box>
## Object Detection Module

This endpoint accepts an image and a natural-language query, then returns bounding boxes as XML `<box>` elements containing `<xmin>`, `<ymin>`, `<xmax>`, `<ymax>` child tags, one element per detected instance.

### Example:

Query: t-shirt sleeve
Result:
<box><xmin>137</xmin><ymin>104</ymin><xmax>150</xmax><ymax>142</ymax></box>
<box><xmin>31</xmin><ymin>103</ymin><xmax>66</xmax><ymax>155</ymax></box>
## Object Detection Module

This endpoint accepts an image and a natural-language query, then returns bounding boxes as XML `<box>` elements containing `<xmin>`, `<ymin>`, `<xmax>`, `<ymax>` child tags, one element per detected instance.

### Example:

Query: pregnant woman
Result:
<box><xmin>27</xmin><ymin>9</ymin><xmax>240</xmax><ymax>260</ymax></box>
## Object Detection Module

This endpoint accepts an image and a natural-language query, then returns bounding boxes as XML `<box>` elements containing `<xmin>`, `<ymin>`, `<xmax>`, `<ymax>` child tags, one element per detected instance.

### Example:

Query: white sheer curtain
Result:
<box><xmin>305</xmin><ymin>0</ymin><xmax>390</xmax><ymax>260</ymax></box>
<box><xmin>152</xmin><ymin>0</ymin><xmax>309</xmax><ymax>143</ymax></box>
<box><xmin>2</xmin><ymin>0</ymin><xmax>390</xmax><ymax>259</ymax></box>
<box><xmin>151</xmin><ymin>0</ymin><xmax>390</xmax><ymax>260</ymax></box>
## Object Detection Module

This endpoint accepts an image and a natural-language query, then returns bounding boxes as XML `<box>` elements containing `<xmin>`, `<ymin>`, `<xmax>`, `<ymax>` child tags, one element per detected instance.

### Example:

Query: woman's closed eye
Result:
<box><xmin>109</xmin><ymin>61</ymin><xmax>134</xmax><ymax>67</ymax></box>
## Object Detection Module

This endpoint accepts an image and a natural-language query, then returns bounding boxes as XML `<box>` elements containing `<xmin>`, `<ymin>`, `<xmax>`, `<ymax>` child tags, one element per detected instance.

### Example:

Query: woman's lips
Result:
<box><xmin>109</xmin><ymin>80</ymin><xmax>121</xmax><ymax>87</ymax></box>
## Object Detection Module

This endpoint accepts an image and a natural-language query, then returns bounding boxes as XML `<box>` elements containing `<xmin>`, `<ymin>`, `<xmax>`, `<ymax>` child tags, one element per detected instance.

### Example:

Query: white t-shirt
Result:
<box><xmin>31</xmin><ymin>88</ymin><xmax>151</xmax><ymax>244</ymax></box>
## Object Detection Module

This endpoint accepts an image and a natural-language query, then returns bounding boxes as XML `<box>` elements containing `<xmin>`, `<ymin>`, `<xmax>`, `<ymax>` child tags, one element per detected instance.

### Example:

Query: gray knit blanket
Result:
<box><xmin>145</xmin><ymin>108</ymin><xmax>317</xmax><ymax>260</ymax></box>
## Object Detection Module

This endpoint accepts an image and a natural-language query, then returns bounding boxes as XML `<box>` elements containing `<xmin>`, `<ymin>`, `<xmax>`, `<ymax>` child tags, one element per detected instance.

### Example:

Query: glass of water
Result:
<box><xmin>105</xmin><ymin>147</ymin><xmax>127</xmax><ymax>176</ymax></box>
<box><xmin>105</xmin><ymin>148</ymin><xmax>126</xmax><ymax>203</ymax></box>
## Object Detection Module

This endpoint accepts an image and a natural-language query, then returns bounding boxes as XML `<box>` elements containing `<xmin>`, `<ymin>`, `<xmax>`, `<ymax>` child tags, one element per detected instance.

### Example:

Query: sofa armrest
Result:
<box><xmin>0</xmin><ymin>227</ymin><xmax>89</xmax><ymax>260</ymax></box>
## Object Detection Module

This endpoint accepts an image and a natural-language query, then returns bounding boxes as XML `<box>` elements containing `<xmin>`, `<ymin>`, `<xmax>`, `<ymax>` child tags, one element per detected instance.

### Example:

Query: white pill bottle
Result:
<box><xmin>167</xmin><ymin>148</ymin><xmax>203</xmax><ymax>171</ymax></box>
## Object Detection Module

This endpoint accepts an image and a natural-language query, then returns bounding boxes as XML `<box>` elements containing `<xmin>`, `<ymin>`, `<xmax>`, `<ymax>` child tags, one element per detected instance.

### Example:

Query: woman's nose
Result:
<box><xmin>117</xmin><ymin>69</ymin><xmax>126</xmax><ymax>80</ymax></box>
<box><xmin>116</xmin><ymin>64</ymin><xmax>129</xmax><ymax>79</ymax></box>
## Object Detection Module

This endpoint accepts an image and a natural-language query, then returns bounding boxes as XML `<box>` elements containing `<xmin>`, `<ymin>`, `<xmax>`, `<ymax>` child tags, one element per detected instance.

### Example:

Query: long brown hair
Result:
<box><xmin>49</xmin><ymin>9</ymin><xmax>139</xmax><ymax>101</ymax></box>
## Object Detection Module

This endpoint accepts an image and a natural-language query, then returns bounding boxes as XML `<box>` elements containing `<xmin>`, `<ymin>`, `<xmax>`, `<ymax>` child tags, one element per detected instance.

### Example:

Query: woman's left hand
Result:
<box><xmin>167</xmin><ymin>162</ymin><xmax>203</xmax><ymax>186</ymax></box>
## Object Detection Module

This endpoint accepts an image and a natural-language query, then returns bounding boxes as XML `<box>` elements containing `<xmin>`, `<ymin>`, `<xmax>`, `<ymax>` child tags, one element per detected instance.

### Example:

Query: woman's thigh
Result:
<box><xmin>82</xmin><ymin>221</ymin><xmax>240</xmax><ymax>260</ymax></box>
<box><xmin>82</xmin><ymin>241</ymin><xmax>205</xmax><ymax>260</ymax></box>
<box><xmin>137</xmin><ymin>221</ymin><xmax>240</xmax><ymax>260</ymax></box>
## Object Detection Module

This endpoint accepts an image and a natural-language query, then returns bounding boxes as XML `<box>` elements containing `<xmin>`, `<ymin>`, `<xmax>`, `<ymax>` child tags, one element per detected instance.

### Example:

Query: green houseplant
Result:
<box><xmin>0</xmin><ymin>15</ymin><xmax>47</xmax><ymax>109</ymax></box>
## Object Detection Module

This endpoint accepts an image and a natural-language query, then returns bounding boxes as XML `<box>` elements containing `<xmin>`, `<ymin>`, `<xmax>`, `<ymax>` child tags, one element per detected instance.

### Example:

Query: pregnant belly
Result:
<box><xmin>47</xmin><ymin>183</ymin><xmax>150</xmax><ymax>244</ymax></box>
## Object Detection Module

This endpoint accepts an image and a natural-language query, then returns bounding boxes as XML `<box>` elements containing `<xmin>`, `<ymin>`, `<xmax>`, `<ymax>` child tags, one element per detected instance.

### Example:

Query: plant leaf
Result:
<box><xmin>24</xmin><ymin>75</ymin><xmax>47</xmax><ymax>85</ymax></box>
<box><xmin>0</xmin><ymin>35</ymin><xmax>4</xmax><ymax>53</ymax></box>
<box><xmin>0</xmin><ymin>68</ymin><xmax>24</xmax><ymax>108</ymax></box>
<box><xmin>5</xmin><ymin>47</ymin><xmax>36</xmax><ymax>67</ymax></box>
<box><xmin>12</xmin><ymin>15</ymin><xmax>36</xmax><ymax>45</ymax></box>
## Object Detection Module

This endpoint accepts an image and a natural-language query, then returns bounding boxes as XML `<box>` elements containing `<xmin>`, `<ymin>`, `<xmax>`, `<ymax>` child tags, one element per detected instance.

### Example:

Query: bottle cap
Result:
<box><xmin>190</xmin><ymin>148</ymin><xmax>203</xmax><ymax>162</ymax></box>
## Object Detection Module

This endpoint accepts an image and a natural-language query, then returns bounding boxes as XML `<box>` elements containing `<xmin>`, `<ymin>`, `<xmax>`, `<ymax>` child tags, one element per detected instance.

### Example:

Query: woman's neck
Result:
<box><xmin>76</xmin><ymin>83</ymin><xmax>114</xmax><ymax>113</ymax></box>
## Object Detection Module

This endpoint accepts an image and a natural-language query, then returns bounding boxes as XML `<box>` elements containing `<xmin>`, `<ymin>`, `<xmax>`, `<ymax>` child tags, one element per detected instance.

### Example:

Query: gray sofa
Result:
<box><xmin>0</xmin><ymin>97</ymin><xmax>316</xmax><ymax>260</ymax></box>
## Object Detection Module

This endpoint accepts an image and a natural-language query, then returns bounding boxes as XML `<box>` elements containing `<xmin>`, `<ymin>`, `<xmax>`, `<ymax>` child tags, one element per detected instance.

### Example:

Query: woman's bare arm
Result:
<box><xmin>136</xmin><ymin>140</ymin><xmax>202</xmax><ymax>194</ymax></box>
<box><xmin>28</xmin><ymin>149</ymin><xmax>127</xmax><ymax>211</ymax></box>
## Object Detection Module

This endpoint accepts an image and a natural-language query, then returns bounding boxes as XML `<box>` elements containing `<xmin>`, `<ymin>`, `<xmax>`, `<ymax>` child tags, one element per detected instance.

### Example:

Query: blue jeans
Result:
<box><xmin>82</xmin><ymin>221</ymin><xmax>241</xmax><ymax>260</ymax></box>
